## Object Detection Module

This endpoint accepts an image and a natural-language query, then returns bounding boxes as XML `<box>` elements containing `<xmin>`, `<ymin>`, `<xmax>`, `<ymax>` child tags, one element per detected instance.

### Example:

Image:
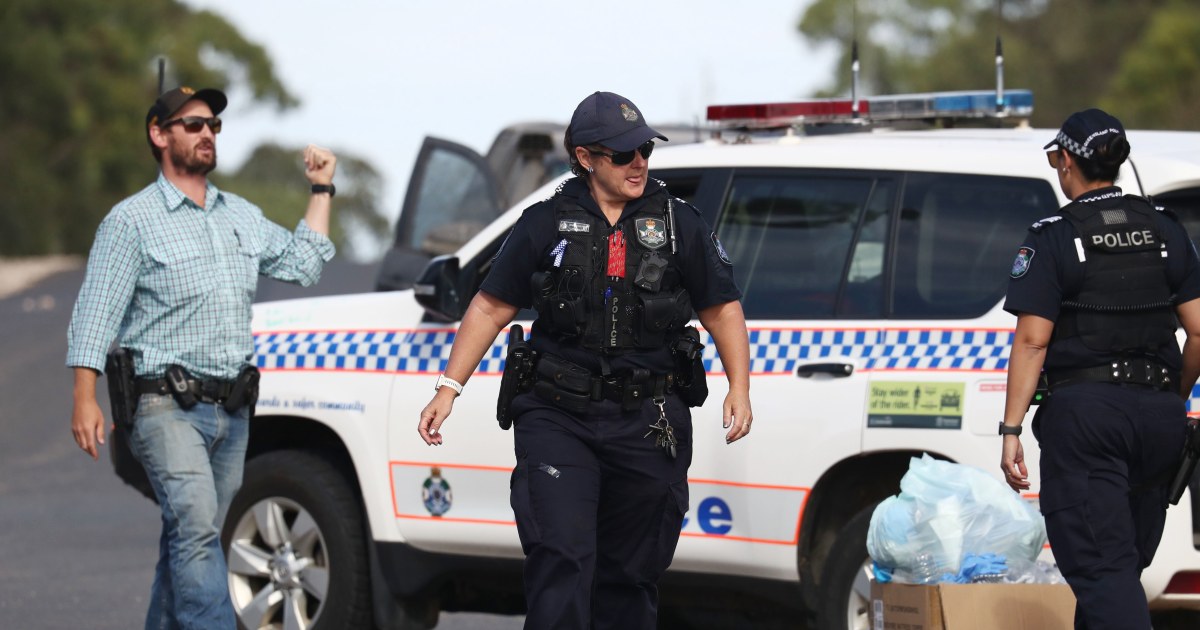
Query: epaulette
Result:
<box><xmin>1028</xmin><ymin>215</ymin><xmax>1063</xmax><ymax>233</ymax></box>
<box><xmin>676</xmin><ymin>197</ymin><xmax>702</xmax><ymax>216</ymax></box>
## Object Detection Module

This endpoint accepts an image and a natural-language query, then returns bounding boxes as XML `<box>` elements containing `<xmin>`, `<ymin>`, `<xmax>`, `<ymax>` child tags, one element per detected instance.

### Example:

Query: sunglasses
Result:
<box><xmin>160</xmin><ymin>116</ymin><xmax>222</xmax><ymax>134</ymax></box>
<box><xmin>1046</xmin><ymin>149</ymin><xmax>1061</xmax><ymax>169</ymax></box>
<box><xmin>588</xmin><ymin>141</ymin><xmax>654</xmax><ymax>166</ymax></box>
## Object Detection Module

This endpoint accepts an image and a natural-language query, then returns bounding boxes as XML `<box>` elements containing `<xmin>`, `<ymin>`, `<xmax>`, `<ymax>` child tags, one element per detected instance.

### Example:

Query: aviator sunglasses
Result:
<box><xmin>160</xmin><ymin>116</ymin><xmax>222</xmax><ymax>134</ymax></box>
<box><xmin>588</xmin><ymin>140</ymin><xmax>654</xmax><ymax>166</ymax></box>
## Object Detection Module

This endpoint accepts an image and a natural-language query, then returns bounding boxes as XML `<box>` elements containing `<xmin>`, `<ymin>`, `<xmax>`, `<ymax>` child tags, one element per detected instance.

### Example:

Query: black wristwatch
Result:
<box><xmin>311</xmin><ymin>183</ymin><xmax>336</xmax><ymax>197</ymax></box>
<box><xmin>998</xmin><ymin>422</ymin><xmax>1022</xmax><ymax>436</ymax></box>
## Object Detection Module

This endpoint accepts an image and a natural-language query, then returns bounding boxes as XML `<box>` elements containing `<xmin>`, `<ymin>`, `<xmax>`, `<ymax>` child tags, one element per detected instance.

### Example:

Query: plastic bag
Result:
<box><xmin>867</xmin><ymin>454</ymin><xmax>1047</xmax><ymax>583</ymax></box>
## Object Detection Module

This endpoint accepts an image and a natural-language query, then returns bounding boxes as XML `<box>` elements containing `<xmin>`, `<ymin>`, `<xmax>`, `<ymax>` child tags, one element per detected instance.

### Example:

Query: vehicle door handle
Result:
<box><xmin>796</xmin><ymin>363</ymin><xmax>854</xmax><ymax>378</ymax></box>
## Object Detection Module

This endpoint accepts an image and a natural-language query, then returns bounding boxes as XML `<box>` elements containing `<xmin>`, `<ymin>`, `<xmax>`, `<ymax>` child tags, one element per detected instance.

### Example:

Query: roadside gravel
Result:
<box><xmin>0</xmin><ymin>256</ymin><xmax>83</xmax><ymax>299</ymax></box>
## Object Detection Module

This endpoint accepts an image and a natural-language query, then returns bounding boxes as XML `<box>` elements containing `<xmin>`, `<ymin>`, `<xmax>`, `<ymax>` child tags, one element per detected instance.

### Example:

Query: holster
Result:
<box><xmin>672</xmin><ymin>326</ymin><xmax>708</xmax><ymax>407</ymax></box>
<box><xmin>1169</xmin><ymin>419</ymin><xmax>1200</xmax><ymax>506</ymax></box>
<box><xmin>225</xmin><ymin>365</ymin><xmax>260</xmax><ymax>416</ymax></box>
<box><xmin>105</xmin><ymin>348</ymin><xmax>138</xmax><ymax>431</ymax></box>
<box><xmin>497</xmin><ymin>325</ymin><xmax>536</xmax><ymax>430</ymax></box>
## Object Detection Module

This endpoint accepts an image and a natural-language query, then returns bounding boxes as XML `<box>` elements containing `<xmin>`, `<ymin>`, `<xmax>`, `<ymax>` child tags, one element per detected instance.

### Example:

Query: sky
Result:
<box><xmin>183</xmin><ymin>0</ymin><xmax>837</xmax><ymax>258</ymax></box>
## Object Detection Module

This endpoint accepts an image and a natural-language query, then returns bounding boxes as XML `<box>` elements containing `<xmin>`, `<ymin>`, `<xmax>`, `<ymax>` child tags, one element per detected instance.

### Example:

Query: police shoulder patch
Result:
<box><xmin>711</xmin><ymin>232</ymin><xmax>732</xmax><ymax>266</ymax></box>
<box><xmin>1028</xmin><ymin>215</ymin><xmax>1062</xmax><ymax>233</ymax></box>
<box><xmin>1010</xmin><ymin>246</ymin><xmax>1035</xmax><ymax>278</ymax></box>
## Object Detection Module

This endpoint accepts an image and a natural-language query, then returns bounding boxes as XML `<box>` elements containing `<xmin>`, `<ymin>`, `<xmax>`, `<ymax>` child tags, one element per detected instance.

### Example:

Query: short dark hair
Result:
<box><xmin>564</xmin><ymin>128</ymin><xmax>589</xmax><ymax>178</ymax></box>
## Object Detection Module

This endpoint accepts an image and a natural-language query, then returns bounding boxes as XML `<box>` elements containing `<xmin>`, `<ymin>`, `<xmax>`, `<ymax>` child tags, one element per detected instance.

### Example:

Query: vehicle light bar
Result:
<box><xmin>706</xmin><ymin>89</ymin><xmax>1033</xmax><ymax>127</ymax></box>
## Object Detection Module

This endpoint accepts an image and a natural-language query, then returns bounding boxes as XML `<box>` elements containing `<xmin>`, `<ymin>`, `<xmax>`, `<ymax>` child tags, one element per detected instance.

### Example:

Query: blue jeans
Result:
<box><xmin>128</xmin><ymin>394</ymin><xmax>249</xmax><ymax>630</ymax></box>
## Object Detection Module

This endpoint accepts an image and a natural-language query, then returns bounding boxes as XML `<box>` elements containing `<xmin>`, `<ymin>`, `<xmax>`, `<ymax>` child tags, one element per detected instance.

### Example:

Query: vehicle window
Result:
<box><xmin>840</xmin><ymin>180</ymin><xmax>894</xmax><ymax>317</ymax></box>
<box><xmin>1155</xmin><ymin>188</ymin><xmax>1200</xmax><ymax>248</ymax></box>
<box><xmin>407</xmin><ymin>149</ymin><xmax>497</xmax><ymax>256</ymax></box>
<box><xmin>716</xmin><ymin>173</ymin><xmax>890</xmax><ymax>319</ymax></box>
<box><xmin>891</xmin><ymin>174</ymin><xmax>1058</xmax><ymax>319</ymax></box>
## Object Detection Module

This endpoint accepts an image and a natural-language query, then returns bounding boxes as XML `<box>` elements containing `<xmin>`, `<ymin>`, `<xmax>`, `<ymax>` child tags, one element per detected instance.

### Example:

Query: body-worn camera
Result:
<box><xmin>634</xmin><ymin>252</ymin><xmax>668</xmax><ymax>292</ymax></box>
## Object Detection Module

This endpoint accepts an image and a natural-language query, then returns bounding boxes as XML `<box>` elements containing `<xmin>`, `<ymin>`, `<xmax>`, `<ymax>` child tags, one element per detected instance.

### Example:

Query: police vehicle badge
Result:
<box><xmin>636</xmin><ymin>218</ymin><xmax>667</xmax><ymax>249</ymax></box>
<box><xmin>1010</xmin><ymin>247</ymin><xmax>1035</xmax><ymax>278</ymax></box>
<box><xmin>711</xmin><ymin>232</ymin><xmax>732</xmax><ymax>266</ymax></box>
<box><xmin>422</xmin><ymin>466</ymin><xmax>453</xmax><ymax>517</ymax></box>
<box><xmin>620</xmin><ymin>103</ymin><xmax>638</xmax><ymax>122</ymax></box>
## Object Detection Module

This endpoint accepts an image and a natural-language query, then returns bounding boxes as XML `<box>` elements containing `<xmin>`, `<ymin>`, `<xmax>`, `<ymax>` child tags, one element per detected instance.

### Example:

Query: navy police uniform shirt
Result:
<box><xmin>480</xmin><ymin>176</ymin><xmax>742</xmax><ymax>374</ymax></box>
<box><xmin>1004</xmin><ymin>186</ymin><xmax>1200</xmax><ymax>371</ymax></box>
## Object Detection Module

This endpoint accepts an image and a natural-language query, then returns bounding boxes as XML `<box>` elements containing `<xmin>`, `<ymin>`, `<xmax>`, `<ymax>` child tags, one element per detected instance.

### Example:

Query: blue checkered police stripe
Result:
<box><xmin>252</xmin><ymin>327</ymin><xmax>1015</xmax><ymax>375</ymax></box>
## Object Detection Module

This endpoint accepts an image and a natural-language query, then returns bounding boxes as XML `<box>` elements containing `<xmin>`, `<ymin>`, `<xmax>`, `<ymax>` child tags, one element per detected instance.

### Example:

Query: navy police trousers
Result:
<box><xmin>1034</xmin><ymin>382</ymin><xmax>1186</xmax><ymax>630</ymax></box>
<box><xmin>509</xmin><ymin>391</ymin><xmax>692</xmax><ymax>630</ymax></box>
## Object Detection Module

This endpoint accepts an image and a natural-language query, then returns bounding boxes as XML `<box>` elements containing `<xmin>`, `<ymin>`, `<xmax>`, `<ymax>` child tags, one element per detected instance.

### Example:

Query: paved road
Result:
<box><xmin>0</xmin><ymin>263</ymin><xmax>522</xmax><ymax>630</ymax></box>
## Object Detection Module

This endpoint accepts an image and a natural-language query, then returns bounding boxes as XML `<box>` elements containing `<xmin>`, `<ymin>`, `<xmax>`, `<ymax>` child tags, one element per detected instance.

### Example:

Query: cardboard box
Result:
<box><xmin>870</xmin><ymin>581</ymin><xmax>1076</xmax><ymax>630</ymax></box>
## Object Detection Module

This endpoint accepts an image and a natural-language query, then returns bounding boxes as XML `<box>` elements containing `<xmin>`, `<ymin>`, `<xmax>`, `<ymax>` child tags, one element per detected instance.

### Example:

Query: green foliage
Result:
<box><xmin>797</xmin><ymin>0</ymin><xmax>1197</xmax><ymax>130</ymax></box>
<box><xmin>0</xmin><ymin>0</ymin><xmax>296</xmax><ymax>256</ymax></box>
<box><xmin>214</xmin><ymin>144</ymin><xmax>390</xmax><ymax>261</ymax></box>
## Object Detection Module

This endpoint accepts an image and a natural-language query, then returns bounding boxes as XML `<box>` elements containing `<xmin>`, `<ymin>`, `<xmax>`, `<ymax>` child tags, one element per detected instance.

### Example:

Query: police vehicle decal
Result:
<box><xmin>390</xmin><ymin>461</ymin><xmax>808</xmax><ymax>545</ymax></box>
<box><xmin>253</xmin><ymin>326</ymin><xmax>1017</xmax><ymax>375</ymax></box>
<box><xmin>252</xmin><ymin>328</ymin><xmax>1200</xmax><ymax>413</ymax></box>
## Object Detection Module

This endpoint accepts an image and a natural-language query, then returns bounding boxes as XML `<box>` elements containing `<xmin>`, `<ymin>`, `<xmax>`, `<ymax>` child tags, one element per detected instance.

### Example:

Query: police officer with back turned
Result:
<box><xmin>1000</xmin><ymin>108</ymin><xmax>1200</xmax><ymax>629</ymax></box>
<box><xmin>418</xmin><ymin>91</ymin><xmax>753</xmax><ymax>629</ymax></box>
<box><xmin>67</xmin><ymin>86</ymin><xmax>336</xmax><ymax>629</ymax></box>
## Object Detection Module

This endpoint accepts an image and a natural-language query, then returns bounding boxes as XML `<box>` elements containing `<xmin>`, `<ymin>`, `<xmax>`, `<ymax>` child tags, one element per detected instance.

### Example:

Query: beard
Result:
<box><xmin>166</xmin><ymin>138</ymin><xmax>217</xmax><ymax>176</ymax></box>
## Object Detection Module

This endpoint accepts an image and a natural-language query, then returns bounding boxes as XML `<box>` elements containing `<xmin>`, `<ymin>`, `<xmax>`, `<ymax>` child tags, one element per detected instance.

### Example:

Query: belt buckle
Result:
<box><xmin>200</xmin><ymin>379</ymin><xmax>221</xmax><ymax>401</ymax></box>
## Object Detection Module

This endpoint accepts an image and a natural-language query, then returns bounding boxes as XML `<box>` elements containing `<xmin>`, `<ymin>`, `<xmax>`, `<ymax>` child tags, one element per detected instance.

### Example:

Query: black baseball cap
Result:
<box><xmin>568</xmin><ymin>91</ymin><xmax>668</xmax><ymax>152</ymax></box>
<box><xmin>145</xmin><ymin>86</ymin><xmax>227</xmax><ymax>146</ymax></box>
<box><xmin>1043</xmin><ymin>108</ymin><xmax>1126</xmax><ymax>160</ymax></box>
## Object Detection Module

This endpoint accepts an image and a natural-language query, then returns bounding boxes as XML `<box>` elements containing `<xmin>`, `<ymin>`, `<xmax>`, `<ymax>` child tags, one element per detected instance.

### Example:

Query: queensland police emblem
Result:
<box><xmin>636</xmin><ymin>218</ymin><xmax>667</xmax><ymax>249</ymax></box>
<box><xmin>620</xmin><ymin>103</ymin><xmax>638</xmax><ymax>122</ymax></box>
<box><xmin>1010</xmin><ymin>246</ymin><xmax>1035</xmax><ymax>278</ymax></box>
<box><xmin>711</xmin><ymin>232</ymin><xmax>732</xmax><ymax>266</ymax></box>
<box><xmin>422</xmin><ymin>467</ymin><xmax>453</xmax><ymax>517</ymax></box>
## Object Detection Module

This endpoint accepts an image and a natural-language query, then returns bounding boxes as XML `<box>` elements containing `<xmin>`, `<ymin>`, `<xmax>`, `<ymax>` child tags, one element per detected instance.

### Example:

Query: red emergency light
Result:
<box><xmin>706</xmin><ymin>99</ymin><xmax>867</xmax><ymax>126</ymax></box>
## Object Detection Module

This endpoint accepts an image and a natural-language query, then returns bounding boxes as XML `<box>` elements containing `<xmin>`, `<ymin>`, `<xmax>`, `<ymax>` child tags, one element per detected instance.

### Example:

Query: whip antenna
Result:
<box><xmin>851</xmin><ymin>1</ymin><xmax>861</xmax><ymax>119</ymax></box>
<box><xmin>994</xmin><ymin>0</ymin><xmax>1005</xmax><ymax>113</ymax></box>
<box><xmin>157</xmin><ymin>57</ymin><xmax>165</xmax><ymax>95</ymax></box>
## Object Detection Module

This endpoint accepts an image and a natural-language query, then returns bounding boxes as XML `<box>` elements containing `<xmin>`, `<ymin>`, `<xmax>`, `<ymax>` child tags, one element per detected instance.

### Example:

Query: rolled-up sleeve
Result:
<box><xmin>67</xmin><ymin>213</ymin><xmax>141</xmax><ymax>371</ymax></box>
<box><xmin>258</xmin><ymin>218</ymin><xmax>335</xmax><ymax>286</ymax></box>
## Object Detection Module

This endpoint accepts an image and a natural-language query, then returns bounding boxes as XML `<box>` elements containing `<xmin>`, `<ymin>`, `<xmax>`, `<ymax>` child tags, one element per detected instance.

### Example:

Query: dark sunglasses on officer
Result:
<box><xmin>589</xmin><ymin>140</ymin><xmax>654</xmax><ymax>166</ymax></box>
<box><xmin>160</xmin><ymin>116</ymin><xmax>222</xmax><ymax>134</ymax></box>
<box><xmin>1046</xmin><ymin>148</ymin><xmax>1062</xmax><ymax>169</ymax></box>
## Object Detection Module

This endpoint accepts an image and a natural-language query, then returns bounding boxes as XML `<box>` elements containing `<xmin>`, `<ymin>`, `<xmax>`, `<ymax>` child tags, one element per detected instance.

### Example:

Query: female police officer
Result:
<box><xmin>1000</xmin><ymin>108</ymin><xmax>1200</xmax><ymax>629</ymax></box>
<box><xmin>417</xmin><ymin>91</ymin><xmax>752</xmax><ymax>629</ymax></box>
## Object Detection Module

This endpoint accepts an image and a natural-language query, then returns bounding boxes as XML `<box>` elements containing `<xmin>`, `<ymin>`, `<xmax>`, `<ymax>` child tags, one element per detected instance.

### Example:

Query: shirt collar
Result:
<box><xmin>564</xmin><ymin>176</ymin><xmax>665</xmax><ymax>222</ymax></box>
<box><xmin>1075</xmin><ymin>185</ymin><xmax>1123</xmax><ymax>204</ymax></box>
<box><xmin>155</xmin><ymin>172</ymin><xmax>224</xmax><ymax>213</ymax></box>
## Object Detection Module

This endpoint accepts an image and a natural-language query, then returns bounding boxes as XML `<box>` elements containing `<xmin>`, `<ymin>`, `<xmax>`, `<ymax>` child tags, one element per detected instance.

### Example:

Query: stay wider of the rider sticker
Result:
<box><xmin>1010</xmin><ymin>246</ymin><xmax>1035</xmax><ymax>278</ymax></box>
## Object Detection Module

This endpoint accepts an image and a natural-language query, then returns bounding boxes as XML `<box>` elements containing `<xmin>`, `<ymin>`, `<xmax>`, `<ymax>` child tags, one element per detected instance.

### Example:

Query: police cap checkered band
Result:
<box><xmin>1043</xmin><ymin>108</ymin><xmax>1125</xmax><ymax>160</ymax></box>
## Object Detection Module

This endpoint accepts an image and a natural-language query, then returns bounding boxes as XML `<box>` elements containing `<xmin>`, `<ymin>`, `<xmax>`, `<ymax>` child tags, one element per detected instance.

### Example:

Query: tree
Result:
<box><xmin>0</xmin><ymin>0</ymin><xmax>295</xmax><ymax>255</ymax></box>
<box><xmin>797</xmin><ymin>0</ymin><xmax>1197</xmax><ymax>130</ymax></box>
<box><xmin>215</xmin><ymin>144</ymin><xmax>390</xmax><ymax>261</ymax></box>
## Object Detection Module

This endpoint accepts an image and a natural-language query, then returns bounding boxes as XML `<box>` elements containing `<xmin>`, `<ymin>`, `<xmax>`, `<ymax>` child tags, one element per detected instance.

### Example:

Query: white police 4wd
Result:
<box><xmin>233</xmin><ymin>91</ymin><xmax>1200</xmax><ymax>629</ymax></box>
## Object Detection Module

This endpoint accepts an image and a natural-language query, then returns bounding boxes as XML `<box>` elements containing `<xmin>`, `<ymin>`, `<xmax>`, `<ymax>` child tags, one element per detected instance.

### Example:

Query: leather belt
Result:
<box><xmin>136</xmin><ymin>377</ymin><xmax>235</xmax><ymax>404</ymax></box>
<box><xmin>1046</xmin><ymin>358</ymin><xmax>1176</xmax><ymax>392</ymax></box>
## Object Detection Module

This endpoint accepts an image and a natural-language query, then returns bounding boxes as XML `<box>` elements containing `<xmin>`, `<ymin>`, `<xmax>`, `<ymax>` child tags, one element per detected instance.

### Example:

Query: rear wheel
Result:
<box><xmin>816</xmin><ymin>502</ymin><xmax>878</xmax><ymax>630</ymax></box>
<box><xmin>222</xmin><ymin>450</ymin><xmax>374</xmax><ymax>630</ymax></box>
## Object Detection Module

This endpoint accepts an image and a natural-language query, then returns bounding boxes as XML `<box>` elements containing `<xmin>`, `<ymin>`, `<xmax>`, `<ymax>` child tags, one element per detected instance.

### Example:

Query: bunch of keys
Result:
<box><xmin>643</xmin><ymin>398</ymin><xmax>677</xmax><ymax>459</ymax></box>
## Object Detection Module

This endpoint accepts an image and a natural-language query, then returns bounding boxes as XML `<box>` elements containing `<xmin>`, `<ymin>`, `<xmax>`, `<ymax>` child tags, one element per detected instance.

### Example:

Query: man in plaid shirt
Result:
<box><xmin>66</xmin><ymin>85</ymin><xmax>336</xmax><ymax>629</ymax></box>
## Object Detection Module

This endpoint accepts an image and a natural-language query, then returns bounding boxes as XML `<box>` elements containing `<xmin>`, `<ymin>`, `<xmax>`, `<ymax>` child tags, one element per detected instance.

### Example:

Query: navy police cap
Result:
<box><xmin>1044</xmin><ymin>108</ymin><xmax>1126</xmax><ymax>160</ymax></box>
<box><xmin>568</xmin><ymin>91</ymin><xmax>668</xmax><ymax>152</ymax></box>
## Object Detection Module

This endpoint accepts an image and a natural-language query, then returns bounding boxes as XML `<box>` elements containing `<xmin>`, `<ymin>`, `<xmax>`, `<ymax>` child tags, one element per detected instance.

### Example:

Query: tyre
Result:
<box><xmin>816</xmin><ymin>502</ymin><xmax>879</xmax><ymax>630</ymax></box>
<box><xmin>222</xmin><ymin>450</ymin><xmax>372</xmax><ymax>630</ymax></box>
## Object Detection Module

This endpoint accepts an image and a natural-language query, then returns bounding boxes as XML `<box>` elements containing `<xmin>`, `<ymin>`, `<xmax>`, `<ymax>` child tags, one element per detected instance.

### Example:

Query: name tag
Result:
<box><xmin>559</xmin><ymin>220</ymin><xmax>590</xmax><ymax>233</ymax></box>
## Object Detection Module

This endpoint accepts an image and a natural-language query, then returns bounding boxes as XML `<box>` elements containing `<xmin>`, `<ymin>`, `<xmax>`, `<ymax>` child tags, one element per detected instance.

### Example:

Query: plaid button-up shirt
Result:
<box><xmin>67</xmin><ymin>173</ymin><xmax>335</xmax><ymax>380</ymax></box>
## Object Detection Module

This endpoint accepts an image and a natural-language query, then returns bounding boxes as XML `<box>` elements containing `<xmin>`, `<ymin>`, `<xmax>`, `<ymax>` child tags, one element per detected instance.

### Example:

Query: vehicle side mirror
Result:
<box><xmin>375</xmin><ymin>247</ymin><xmax>433</xmax><ymax>292</ymax></box>
<box><xmin>413</xmin><ymin>255</ymin><xmax>465</xmax><ymax>322</ymax></box>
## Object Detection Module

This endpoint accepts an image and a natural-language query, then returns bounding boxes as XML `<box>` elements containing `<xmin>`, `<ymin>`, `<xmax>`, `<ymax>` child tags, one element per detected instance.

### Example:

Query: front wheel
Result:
<box><xmin>222</xmin><ymin>450</ymin><xmax>372</xmax><ymax>630</ymax></box>
<box><xmin>816</xmin><ymin>501</ymin><xmax>879</xmax><ymax>630</ymax></box>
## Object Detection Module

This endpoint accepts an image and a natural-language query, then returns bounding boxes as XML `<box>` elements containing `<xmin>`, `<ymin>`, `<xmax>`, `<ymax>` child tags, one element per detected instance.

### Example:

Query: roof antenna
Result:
<box><xmin>994</xmin><ymin>0</ymin><xmax>1005</xmax><ymax>114</ymax></box>
<box><xmin>157</xmin><ymin>57</ymin><xmax>166</xmax><ymax>95</ymax></box>
<box><xmin>851</xmin><ymin>1</ymin><xmax>861</xmax><ymax>120</ymax></box>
